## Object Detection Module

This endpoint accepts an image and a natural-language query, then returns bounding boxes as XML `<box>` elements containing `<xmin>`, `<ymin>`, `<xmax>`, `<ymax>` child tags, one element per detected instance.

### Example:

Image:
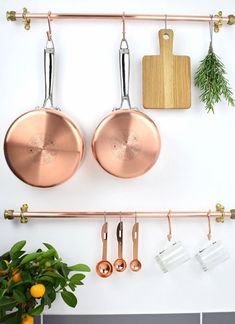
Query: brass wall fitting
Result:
<box><xmin>20</xmin><ymin>204</ymin><xmax>29</xmax><ymax>223</ymax></box>
<box><xmin>216</xmin><ymin>203</ymin><xmax>225</xmax><ymax>223</ymax></box>
<box><xmin>214</xmin><ymin>11</ymin><xmax>223</xmax><ymax>32</ymax></box>
<box><xmin>22</xmin><ymin>7</ymin><xmax>31</xmax><ymax>30</ymax></box>
<box><xmin>228</xmin><ymin>15</ymin><xmax>235</xmax><ymax>25</ymax></box>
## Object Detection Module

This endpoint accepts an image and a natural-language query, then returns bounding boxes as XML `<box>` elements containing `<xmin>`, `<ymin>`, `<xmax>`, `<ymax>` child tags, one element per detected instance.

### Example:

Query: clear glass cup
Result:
<box><xmin>155</xmin><ymin>241</ymin><xmax>190</xmax><ymax>273</ymax></box>
<box><xmin>195</xmin><ymin>240</ymin><xmax>230</xmax><ymax>271</ymax></box>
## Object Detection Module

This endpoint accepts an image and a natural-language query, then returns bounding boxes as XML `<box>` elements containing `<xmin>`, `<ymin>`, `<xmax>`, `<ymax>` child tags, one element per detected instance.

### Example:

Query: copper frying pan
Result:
<box><xmin>4</xmin><ymin>38</ymin><xmax>84</xmax><ymax>188</ymax></box>
<box><xmin>92</xmin><ymin>39</ymin><xmax>161</xmax><ymax>178</ymax></box>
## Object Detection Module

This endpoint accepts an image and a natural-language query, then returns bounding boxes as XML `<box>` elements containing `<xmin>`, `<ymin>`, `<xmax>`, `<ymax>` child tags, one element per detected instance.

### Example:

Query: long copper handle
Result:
<box><xmin>101</xmin><ymin>222</ymin><xmax>108</xmax><ymax>260</ymax></box>
<box><xmin>117</xmin><ymin>222</ymin><xmax>123</xmax><ymax>259</ymax></box>
<box><xmin>132</xmin><ymin>223</ymin><xmax>139</xmax><ymax>260</ymax></box>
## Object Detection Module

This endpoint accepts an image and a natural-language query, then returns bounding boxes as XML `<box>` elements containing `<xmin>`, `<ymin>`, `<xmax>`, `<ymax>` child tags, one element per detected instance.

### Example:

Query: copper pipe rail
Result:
<box><xmin>4</xmin><ymin>204</ymin><xmax>235</xmax><ymax>224</ymax></box>
<box><xmin>6</xmin><ymin>9</ymin><xmax>235</xmax><ymax>31</ymax></box>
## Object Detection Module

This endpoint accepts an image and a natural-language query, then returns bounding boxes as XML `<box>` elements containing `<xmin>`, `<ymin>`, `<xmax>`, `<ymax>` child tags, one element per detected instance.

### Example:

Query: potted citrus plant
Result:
<box><xmin>0</xmin><ymin>241</ymin><xmax>90</xmax><ymax>324</ymax></box>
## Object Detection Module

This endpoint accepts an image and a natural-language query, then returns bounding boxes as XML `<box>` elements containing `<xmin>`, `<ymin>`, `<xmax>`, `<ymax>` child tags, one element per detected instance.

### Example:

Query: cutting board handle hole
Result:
<box><xmin>163</xmin><ymin>33</ymin><xmax>170</xmax><ymax>40</ymax></box>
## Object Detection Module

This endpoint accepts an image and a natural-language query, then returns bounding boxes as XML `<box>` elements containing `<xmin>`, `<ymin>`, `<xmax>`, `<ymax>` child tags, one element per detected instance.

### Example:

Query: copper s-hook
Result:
<box><xmin>207</xmin><ymin>209</ymin><xmax>212</xmax><ymax>240</ymax></box>
<box><xmin>167</xmin><ymin>210</ymin><xmax>172</xmax><ymax>241</ymax></box>
<box><xmin>47</xmin><ymin>11</ymin><xmax>52</xmax><ymax>41</ymax></box>
<box><xmin>122</xmin><ymin>12</ymin><xmax>126</xmax><ymax>40</ymax></box>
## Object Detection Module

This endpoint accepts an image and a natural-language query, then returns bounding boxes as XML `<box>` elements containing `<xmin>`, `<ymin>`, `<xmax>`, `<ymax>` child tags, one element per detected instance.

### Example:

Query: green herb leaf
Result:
<box><xmin>61</xmin><ymin>290</ymin><xmax>77</xmax><ymax>308</ymax></box>
<box><xmin>195</xmin><ymin>43</ymin><xmax>235</xmax><ymax>113</ymax></box>
<box><xmin>68</xmin><ymin>264</ymin><xmax>91</xmax><ymax>272</ymax></box>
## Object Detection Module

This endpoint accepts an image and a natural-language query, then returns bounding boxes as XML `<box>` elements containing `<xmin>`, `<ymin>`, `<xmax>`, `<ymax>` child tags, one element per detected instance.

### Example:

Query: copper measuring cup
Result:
<box><xmin>130</xmin><ymin>222</ymin><xmax>142</xmax><ymax>272</ymax></box>
<box><xmin>96</xmin><ymin>222</ymin><xmax>113</xmax><ymax>278</ymax></box>
<box><xmin>114</xmin><ymin>221</ymin><xmax>127</xmax><ymax>272</ymax></box>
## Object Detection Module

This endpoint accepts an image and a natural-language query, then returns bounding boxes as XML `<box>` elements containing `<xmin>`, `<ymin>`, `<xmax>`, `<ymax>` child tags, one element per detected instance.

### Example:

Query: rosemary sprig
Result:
<box><xmin>195</xmin><ymin>42</ymin><xmax>235</xmax><ymax>113</ymax></box>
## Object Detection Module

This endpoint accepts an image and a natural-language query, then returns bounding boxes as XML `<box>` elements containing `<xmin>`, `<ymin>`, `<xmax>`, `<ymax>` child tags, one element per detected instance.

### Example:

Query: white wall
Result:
<box><xmin>1</xmin><ymin>0</ymin><xmax>235</xmax><ymax>315</ymax></box>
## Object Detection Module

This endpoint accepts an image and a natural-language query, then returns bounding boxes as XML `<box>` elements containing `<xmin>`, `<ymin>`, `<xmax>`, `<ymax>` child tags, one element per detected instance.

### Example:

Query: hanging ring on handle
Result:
<box><xmin>122</xmin><ymin>11</ymin><xmax>126</xmax><ymax>40</ymax></box>
<box><xmin>207</xmin><ymin>209</ymin><xmax>212</xmax><ymax>240</ymax></box>
<box><xmin>47</xmin><ymin>11</ymin><xmax>52</xmax><ymax>41</ymax></box>
<box><xmin>167</xmin><ymin>210</ymin><xmax>172</xmax><ymax>241</ymax></box>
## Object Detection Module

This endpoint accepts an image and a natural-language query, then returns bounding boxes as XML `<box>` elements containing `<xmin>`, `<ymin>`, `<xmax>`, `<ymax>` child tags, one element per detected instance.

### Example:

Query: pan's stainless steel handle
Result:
<box><xmin>43</xmin><ymin>39</ymin><xmax>55</xmax><ymax>108</ymax></box>
<box><xmin>119</xmin><ymin>39</ymin><xmax>131</xmax><ymax>109</ymax></box>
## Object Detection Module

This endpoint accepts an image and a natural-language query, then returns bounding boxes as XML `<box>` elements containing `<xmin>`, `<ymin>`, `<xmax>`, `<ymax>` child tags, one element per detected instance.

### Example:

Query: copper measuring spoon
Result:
<box><xmin>96</xmin><ymin>222</ymin><xmax>113</xmax><ymax>278</ymax></box>
<box><xmin>130</xmin><ymin>222</ymin><xmax>142</xmax><ymax>272</ymax></box>
<box><xmin>114</xmin><ymin>221</ymin><xmax>127</xmax><ymax>272</ymax></box>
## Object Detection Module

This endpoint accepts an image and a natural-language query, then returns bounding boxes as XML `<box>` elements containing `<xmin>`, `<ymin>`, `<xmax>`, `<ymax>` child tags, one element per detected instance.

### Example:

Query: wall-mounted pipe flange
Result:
<box><xmin>20</xmin><ymin>204</ymin><xmax>29</xmax><ymax>223</ymax></box>
<box><xmin>216</xmin><ymin>203</ymin><xmax>225</xmax><ymax>223</ymax></box>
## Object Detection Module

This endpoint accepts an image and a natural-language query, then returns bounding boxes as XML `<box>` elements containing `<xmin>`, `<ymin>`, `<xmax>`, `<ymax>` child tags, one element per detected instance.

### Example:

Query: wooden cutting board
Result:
<box><xmin>142</xmin><ymin>29</ymin><xmax>191</xmax><ymax>109</ymax></box>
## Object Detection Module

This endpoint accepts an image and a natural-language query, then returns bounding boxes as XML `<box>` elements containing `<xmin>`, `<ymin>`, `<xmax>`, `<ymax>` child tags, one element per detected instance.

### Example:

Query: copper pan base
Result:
<box><xmin>4</xmin><ymin>109</ymin><xmax>84</xmax><ymax>187</ymax></box>
<box><xmin>92</xmin><ymin>109</ymin><xmax>161</xmax><ymax>178</ymax></box>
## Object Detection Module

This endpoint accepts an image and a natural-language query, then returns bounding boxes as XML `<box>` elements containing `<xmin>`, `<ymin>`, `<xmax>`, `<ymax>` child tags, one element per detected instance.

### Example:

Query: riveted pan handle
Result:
<box><xmin>119</xmin><ymin>39</ymin><xmax>131</xmax><ymax>109</ymax></box>
<box><xmin>43</xmin><ymin>39</ymin><xmax>55</xmax><ymax>108</ymax></box>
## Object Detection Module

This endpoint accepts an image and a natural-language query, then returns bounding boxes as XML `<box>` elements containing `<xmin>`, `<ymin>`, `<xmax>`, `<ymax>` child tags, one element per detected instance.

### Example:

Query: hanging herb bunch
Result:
<box><xmin>195</xmin><ymin>17</ymin><xmax>235</xmax><ymax>113</ymax></box>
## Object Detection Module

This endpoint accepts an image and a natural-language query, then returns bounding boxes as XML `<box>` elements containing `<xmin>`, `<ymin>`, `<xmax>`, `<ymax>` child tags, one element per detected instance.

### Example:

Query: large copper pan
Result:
<box><xmin>4</xmin><ymin>39</ymin><xmax>84</xmax><ymax>187</ymax></box>
<box><xmin>92</xmin><ymin>39</ymin><xmax>161</xmax><ymax>178</ymax></box>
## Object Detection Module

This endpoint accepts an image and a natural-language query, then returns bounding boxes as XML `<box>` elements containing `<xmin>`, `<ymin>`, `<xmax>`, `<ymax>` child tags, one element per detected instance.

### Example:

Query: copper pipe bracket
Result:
<box><xmin>228</xmin><ymin>15</ymin><xmax>235</xmax><ymax>25</ymax></box>
<box><xmin>6</xmin><ymin>11</ymin><xmax>16</xmax><ymax>21</ymax></box>
<box><xmin>22</xmin><ymin>8</ymin><xmax>31</xmax><ymax>30</ymax></box>
<box><xmin>216</xmin><ymin>203</ymin><xmax>225</xmax><ymax>223</ymax></box>
<box><xmin>4</xmin><ymin>209</ymin><xmax>14</xmax><ymax>220</ymax></box>
<box><xmin>214</xmin><ymin>11</ymin><xmax>223</xmax><ymax>32</ymax></box>
<box><xmin>20</xmin><ymin>204</ymin><xmax>29</xmax><ymax>223</ymax></box>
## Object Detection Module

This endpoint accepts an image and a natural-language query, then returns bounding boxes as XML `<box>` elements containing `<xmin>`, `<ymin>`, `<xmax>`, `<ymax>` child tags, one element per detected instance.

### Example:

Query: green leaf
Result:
<box><xmin>20</xmin><ymin>252</ymin><xmax>42</xmax><ymax>265</ymax></box>
<box><xmin>68</xmin><ymin>264</ymin><xmax>91</xmax><ymax>272</ymax></box>
<box><xmin>0</xmin><ymin>296</ymin><xmax>16</xmax><ymax>307</ymax></box>
<box><xmin>43</xmin><ymin>243</ymin><xmax>59</xmax><ymax>259</ymax></box>
<box><xmin>61</xmin><ymin>290</ymin><xmax>77</xmax><ymax>308</ymax></box>
<box><xmin>30</xmin><ymin>302</ymin><xmax>44</xmax><ymax>316</ymax></box>
<box><xmin>39</xmin><ymin>276</ymin><xmax>55</xmax><ymax>284</ymax></box>
<box><xmin>70</xmin><ymin>274</ymin><xmax>85</xmax><ymax>285</ymax></box>
<box><xmin>13</xmin><ymin>289</ymin><xmax>26</xmax><ymax>303</ymax></box>
<box><xmin>10</xmin><ymin>240</ymin><xmax>26</xmax><ymax>259</ymax></box>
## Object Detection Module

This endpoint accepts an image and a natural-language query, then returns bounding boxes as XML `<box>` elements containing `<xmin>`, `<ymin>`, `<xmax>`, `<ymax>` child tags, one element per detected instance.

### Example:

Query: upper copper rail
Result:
<box><xmin>6</xmin><ymin>9</ymin><xmax>235</xmax><ymax>31</ymax></box>
<box><xmin>4</xmin><ymin>203</ymin><xmax>235</xmax><ymax>224</ymax></box>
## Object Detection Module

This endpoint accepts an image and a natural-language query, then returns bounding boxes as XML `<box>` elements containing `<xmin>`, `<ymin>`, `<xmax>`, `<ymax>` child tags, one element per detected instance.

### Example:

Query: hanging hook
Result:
<box><xmin>164</xmin><ymin>14</ymin><xmax>168</xmax><ymax>30</ymax></box>
<box><xmin>167</xmin><ymin>210</ymin><xmax>172</xmax><ymax>241</ymax></box>
<box><xmin>134</xmin><ymin>211</ymin><xmax>137</xmax><ymax>224</ymax></box>
<box><xmin>207</xmin><ymin>210</ymin><xmax>212</xmax><ymax>240</ymax></box>
<box><xmin>47</xmin><ymin>11</ymin><xmax>53</xmax><ymax>41</ymax></box>
<box><xmin>122</xmin><ymin>11</ymin><xmax>126</xmax><ymax>40</ymax></box>
<box><xmin>119</xmin><ymin>211</ymin><xmax>122</xmax><ymax>222</ymax></box>
<box><xmin>104</xmin><ymin>211</ymin><xmax>107</xmax><ymax>224</ymax></box>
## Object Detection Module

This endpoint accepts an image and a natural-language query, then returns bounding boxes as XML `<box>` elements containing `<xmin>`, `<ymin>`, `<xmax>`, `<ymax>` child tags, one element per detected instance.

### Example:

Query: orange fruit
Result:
<box><xmin>21</xmin><ymin>314</ymin><xmax>34</xmax><ymax>324</ymax></box>
<box><xmin>12</xmin><ymin>269</ymin><xmax>22</xmax><ymax>283</ymax></box>
<box><xmin>30</xmin><ymin>283</ymin><xmax>46</xmax><ymax>298</ymax></box>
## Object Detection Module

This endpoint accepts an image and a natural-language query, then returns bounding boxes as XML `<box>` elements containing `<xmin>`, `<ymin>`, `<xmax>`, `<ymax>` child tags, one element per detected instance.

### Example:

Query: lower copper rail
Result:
<box><xmin>4</xmin><ymin>203</ymin><xmax>235</xmax><ymax>224</ymax></box>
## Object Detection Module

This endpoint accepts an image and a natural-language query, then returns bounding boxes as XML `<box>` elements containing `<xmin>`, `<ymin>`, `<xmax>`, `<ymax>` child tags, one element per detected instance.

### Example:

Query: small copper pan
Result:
<box><xmin>4</xmin><ymin>38</ymin><xmax>84</xmax><ymax>188</ymax></box>
<box><xmin>92</xmin><ymin>39</ymin><xmax>161</xmax><ymax>178</ymax></box>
